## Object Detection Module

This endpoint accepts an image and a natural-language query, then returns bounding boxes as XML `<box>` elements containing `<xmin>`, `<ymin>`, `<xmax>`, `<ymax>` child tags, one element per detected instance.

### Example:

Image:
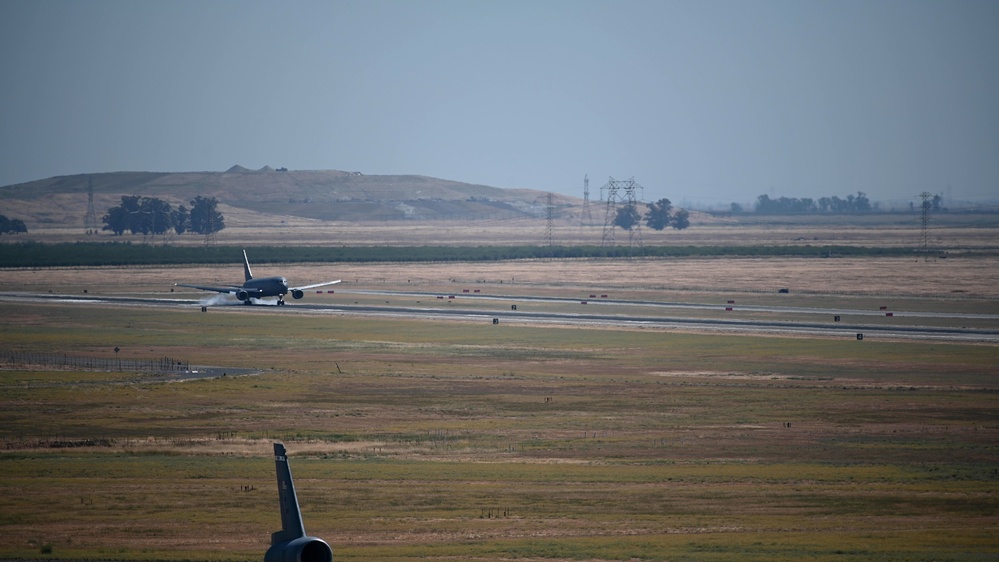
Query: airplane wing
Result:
<box><xmin>174</xmin><ymin>283</ymin><xmax>244</xmax><ymax>294</ymax></box>
<box><xmin>290</xmin><ymin>280</ymin><xmax>342</xmax><ymax>291</ymax></box>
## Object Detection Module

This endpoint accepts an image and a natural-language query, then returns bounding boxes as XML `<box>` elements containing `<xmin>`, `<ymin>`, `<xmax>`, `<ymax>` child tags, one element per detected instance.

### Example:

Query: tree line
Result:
<box><xmin>102</xmin><ymin>195</ymin><xmax>225</xmax><ymax>240</ymax></box>
<box><xmin>0</xmin><ymin>241</ymin><xmax>924</xmax><ymax>268</ymax></box>
<box><xmin>751</xmin><ymin>192</ymin><xmax>873</xmax><ymax>214</ymax></box>
<box><xmin>0</xmin><ymin>214</ymin><xmax>28</xmax><ymax>235</ymax></box>
<box><xmin>613</xmin><ymin>198</ymin><xmax>691</xmax><ymax>232</ymax></box>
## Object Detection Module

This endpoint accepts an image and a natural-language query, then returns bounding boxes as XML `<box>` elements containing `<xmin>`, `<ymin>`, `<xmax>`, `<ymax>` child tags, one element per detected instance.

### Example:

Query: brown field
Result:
<box><xmin>1</xmin><ymin>254</ymin><xmax>997</xmax><ymax>301</ymax></box>
<box><xmin>13</xmin><ymin>203</ymin><xmax>999</xmax><ymax>250</ymax></box>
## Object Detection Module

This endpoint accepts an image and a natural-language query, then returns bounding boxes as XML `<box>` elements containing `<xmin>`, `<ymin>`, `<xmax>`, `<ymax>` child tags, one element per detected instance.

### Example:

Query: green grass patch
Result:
<box><xmin>0</xmin><ymin>241</ymin><xmax>941</xmax><ymax>268</ymax></box>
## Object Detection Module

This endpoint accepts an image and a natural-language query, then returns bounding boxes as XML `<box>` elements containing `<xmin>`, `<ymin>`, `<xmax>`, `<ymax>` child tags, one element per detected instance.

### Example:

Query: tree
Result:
<box><xmin>120</xmin><ymin>195</ymin><xmax>145</xmax><ymax>234</ymax></box>
<box><xmin>144</xmin><ymin>197</ymin><xmax>174</xmax><ymax>237</ymax></box>
<box><xmin>101</xmin><ymin>195</ymin><xmax>174</xmax><ymax>238</ymax></box>
<box><xmin>755</xmin><ymin>194</ymin><xmax>775</xmax><ymax>213</ymax></box>
<box><xmin>644</xmin><ymin>198</ymin><xmax>673</xmax><ymax>230</ymax></box>
<box><xmin>730</xmin><ymin>202</ymin><xmax>743</xmax><ymax>213</ymax></box>
<box><xmin>0</xmin><ymin>214</ymin><xmax>27</xmax><ymax>234</ymax></box>
<box><xmin>102</xmin><ymin>197</ymin><xmax>133</xmax><ymax>235</ymax></box>
<box><xmin>613</xmin><ymin>204</ymin><xmax>641</xmax><ymax>231</ymax></box>
<box><xmin>672</xmin><ymin>208</ymin><xmax>690</xmax><ymax>230</ymax></box>
<box><xmin>172</xmin><ymin>205</ymin><xmax>190</xmax><ymax>235</ymax></box>
<box><xmin>8</xmin><ymin>219</ymin><xmax>27</xmax><ymax>234</ymax></box>
<box><xmin>853</xmin><ymin>191</ymin><xmax>871</xmax><ymax>212</ymax></box>
<box><xmin>189</xmin><ymin>196</ymin><xmax>225</xmax><ymax>242</ymax></box>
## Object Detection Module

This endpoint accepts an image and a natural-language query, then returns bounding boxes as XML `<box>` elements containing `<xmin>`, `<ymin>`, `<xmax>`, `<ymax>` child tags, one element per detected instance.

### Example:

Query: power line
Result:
<box><xmin>544</xmin><ymin>192</ymin><xmax>556</xmax><ymax>247</ymax></box>
<box><xmin>600</xmin><ymin>177</ymin><xmax>643</xmax><ymax>247</ymax></box>
<box><xmin>918</xmin><ymin>191</ymin><xmax>933</xmax><ymax>260</ymax></box>
<box><xmin>84</xmin><ymin>176</ymin><xmax>98</xmax><ymax>234</ymax></box>
<box><xmin>581</xmin><ymin>174</ymin><xmax>592</xmax><ymax>224</ymax></box>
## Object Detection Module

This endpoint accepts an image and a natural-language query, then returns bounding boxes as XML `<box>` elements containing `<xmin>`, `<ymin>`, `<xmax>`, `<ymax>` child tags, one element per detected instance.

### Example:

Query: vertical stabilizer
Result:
<box><xmin>271</xmin><ymin>442</ymin><xmax>306</xmax><ymax>544</ymax></box>
<box><xmin>243</xmin><ymin>250</ymin><xmax>254</xmax><ymax>282</ymax></box>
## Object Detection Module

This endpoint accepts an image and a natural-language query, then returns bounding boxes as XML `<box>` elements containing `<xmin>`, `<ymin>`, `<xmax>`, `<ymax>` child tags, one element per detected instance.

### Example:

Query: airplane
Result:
<box><xmin>175</xmin><ymin>250</ymin><xmax>340</xmax><ymax>305</ymax></box>
<box><xmin>265</xmin><ymin>442</ymin><xmax>334</xmax><ymax>562</ymax></box>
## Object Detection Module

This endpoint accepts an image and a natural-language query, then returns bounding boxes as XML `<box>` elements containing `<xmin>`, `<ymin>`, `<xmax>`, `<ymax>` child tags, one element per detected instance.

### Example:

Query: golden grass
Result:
<box><xmin>1</xmin><ymin>254</ymin><xmax>997</xmax><ymax>299</ymax></box>
<box><xmin>16</xmin><ymin>207</ymin><xmax>999</xmax><ymax>249</ymax></box>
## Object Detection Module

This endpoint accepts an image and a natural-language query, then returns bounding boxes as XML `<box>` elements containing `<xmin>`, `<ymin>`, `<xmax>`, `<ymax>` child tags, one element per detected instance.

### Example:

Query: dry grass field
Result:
<box><xmin>1</xmin><ymin>254</ymin><xmax>997</xmax><ymax>301</ymax></box>
<box><xmin>0</xmin><ymin>295</ymin><xmax>996</xmax><ymax>561</ymax></box>
<box><xmin>1</xmin><ymin>216</ymin><xmax>997</xmax><ymax>561</ymax></box>
<box><xmin>13</xmin><ymin>203</ymin><xmax>999</xmax><ymax>250</ymax></box>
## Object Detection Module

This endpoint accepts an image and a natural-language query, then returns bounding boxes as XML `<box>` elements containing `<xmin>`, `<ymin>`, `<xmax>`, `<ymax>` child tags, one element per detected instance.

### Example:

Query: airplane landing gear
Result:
<box><xmin>277</xmin><ymin>299</ymin><xmax>285</xmax><ymax>306</ymax></box>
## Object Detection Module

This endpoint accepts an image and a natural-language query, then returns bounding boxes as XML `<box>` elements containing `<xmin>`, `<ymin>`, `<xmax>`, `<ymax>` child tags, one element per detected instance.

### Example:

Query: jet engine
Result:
<box><xmin>236</xmin><ymin>290</ymin><xmax>250</xmax><ymax>301</ymax></box>
<box><xmin>264</xmin><ymin>536</ymin><xmax>333</xmax><ymax>562</ymax></box>
<box><xmin>291</xmin><ymin>289</ymin><xmax>304</xmax><ymax>300</ymax></box>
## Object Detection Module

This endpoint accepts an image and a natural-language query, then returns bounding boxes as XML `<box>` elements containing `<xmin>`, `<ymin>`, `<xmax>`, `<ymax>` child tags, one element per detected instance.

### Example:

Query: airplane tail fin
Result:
<box><xmin>243</xmin><ymin>250</ymin><xmax>254</xmax><ymax>282</ymax></box>
<box><xmin>271</xmin><ymin>442</ymin><xmax>306</xmax><ymax>544</ymax></box>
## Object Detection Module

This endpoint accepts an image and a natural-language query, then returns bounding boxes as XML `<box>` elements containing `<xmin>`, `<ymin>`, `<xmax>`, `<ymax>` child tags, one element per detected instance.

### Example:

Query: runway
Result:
<box><xmin>347</xmin><ymin>289</ymin><xmax>999</xmax><ymax>321</ymax></box>
<box><xmin>3</xmin><ymin>290</ymin><xmax>998</xmax><ymax>344</ymax></box>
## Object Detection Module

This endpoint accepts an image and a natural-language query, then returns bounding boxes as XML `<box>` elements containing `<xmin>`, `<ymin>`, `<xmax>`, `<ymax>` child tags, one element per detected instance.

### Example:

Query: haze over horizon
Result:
<box><xmin>2</xmin><ymin>0</ymin><xmax>997</xmax><ymax>207</ymax></box>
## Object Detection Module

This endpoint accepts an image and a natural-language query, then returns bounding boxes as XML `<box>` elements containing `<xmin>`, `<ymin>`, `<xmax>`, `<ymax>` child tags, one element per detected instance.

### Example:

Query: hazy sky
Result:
<box><xmin>2</xmin><ymin>0</ymin><xmax>997</xmax><ymax>206</ymax></box>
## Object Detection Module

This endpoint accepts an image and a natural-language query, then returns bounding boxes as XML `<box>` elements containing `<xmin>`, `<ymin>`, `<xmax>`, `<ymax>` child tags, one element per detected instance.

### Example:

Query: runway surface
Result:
<box><xmin>3</xmin><ymin>290</ymin><xmax>998</xmax><ymax>343</ymax></box>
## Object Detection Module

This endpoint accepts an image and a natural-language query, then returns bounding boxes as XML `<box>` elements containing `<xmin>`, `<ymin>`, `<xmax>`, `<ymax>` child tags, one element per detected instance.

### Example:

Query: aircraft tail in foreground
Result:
<box><xmin>264</xmin><ymin>443</ymin><xmax>333</xmax><ymax>562</ymax></box>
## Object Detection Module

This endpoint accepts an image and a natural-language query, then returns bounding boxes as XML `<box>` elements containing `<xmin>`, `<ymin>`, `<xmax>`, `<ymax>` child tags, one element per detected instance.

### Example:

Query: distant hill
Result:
<box><xmin>0</xmin><ymin>167</ymin><xmax>580</xmax><ymax>227</ymax></box>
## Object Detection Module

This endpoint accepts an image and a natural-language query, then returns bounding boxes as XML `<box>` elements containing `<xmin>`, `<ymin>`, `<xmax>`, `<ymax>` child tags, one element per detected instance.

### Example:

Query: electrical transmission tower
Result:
<box><xmin>544</xmin><ymin>192</ymin><xmax>556</xmax><ymax>247</ymax></box>
<box><xmin>918</xmin><ymin>191</ymin><xmax>933</xmax><ymax>260</ymax></box>
<box><xmin>600</xmin><ymin>177</ymin><xmax>644</xmax><ymax>247</ymax></box>
<box><xmin>84</xmin><ymin>176</ymin><xmax>98</xmax><ymax>234</ymax></box>
<box><xmin>581</xmin><ymin>174</ymin><xmax>592</xmax><ymax>223</ymax></box>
